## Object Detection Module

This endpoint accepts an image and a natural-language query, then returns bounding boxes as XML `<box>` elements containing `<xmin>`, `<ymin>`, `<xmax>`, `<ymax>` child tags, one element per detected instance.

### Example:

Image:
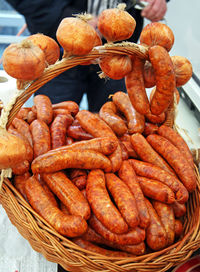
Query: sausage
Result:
<box><xmin>137</xmin><ymin>176</ymin><xmax>175</xmax><ymax>204</ymax></box>
<box><xmin>152</xmin><ymin>200</ymin><xmax>175</xmax><ymax>246</ymax></box>
<box><xmin>50</xmin><ymin>114</ymin><xmax>71</xmax><ymax>149</ymax></box>
<box><xmin>130</xmin><ymin>133</ymin><xmax>175</xmax><ymax>175</ymax></box>
<box><xmin>13</xmin><ymin>171</ymin><xmax>31</xmax><ymax>199</ymax></box>
<box><xmin>119</xmin><ymin>141</ymin><xmax>129</xmax><ymax>160</ymax></box>
<box><xmin>76</xmin><ymin>111</ymin><xmax>115</xmax><ymax>138</ymax></box>
<box><xmin>33</xmin><ymin>94</ymin><xmax>53</xmax><ymax>125</ymax></box>
<box><xmin>69</xmin><ymin>169</ymin><xmax>87</xmax><ymax>190</ymax></box>
<box><xmin>82</xmin><ymin>226</ymin><xmax>146</xmax><ymax>255</ymax></box>
<box><xmin>8</xmin><ymin>126</ymin><xmax>33</xmax><ymax>162</ymax></box>
<box><xmin>174</xmin><ymin>219</ymin><xmax>183</xmax><ymax>238</ymax></box>
<box><xmin>30</xmin><ymin>119</ymin><xmax>51</xmax><ymax>158</ymax></box>
<box><xmin>105</xmin><ymin>173</ymin><xmax>140</xmax><ymax>228</ymax></box>
<box><xmin>172</xmin><ymin>201</ymin><xmax>186</xmax><ymax>218</ymax></box>
<box><xmin>158</xmin><ymin>125</ymin><xmax>194</xmax><ymax>169</ymax></box>
<box><xmin>144</xmin><ymin>55</ymin><xmax>192</xmax><ymax>88</ymax></box>
<box><xmin>32</xmin><ymin>149</ymin><xmax>112</xmax><ymax>174</ymax></box>
<box><xmin>67</xmin><ymin>124</ymin><xmax>94</xmax><ymax>140</ymax></box>
<box><xmin>125</xmin><ymin>56</ymin><xmax>150</xmax><ymax>115</ymax></box>
<box><xmin>53</xmin><ymin>109</ymin><xmax>74</xmax><ymax>122</ymax></box>
<box><xmin>69</xmin><ymin>169</ymin><xmax>87</xmax><ymax>180</ymax></box>
<box><xmin>118</xmin><ymin>134</ymin><xmax>138</xmax><ymax>158</ymax></box>
<box><xmin>143</xmin><ymin>60</ymin><xmax>156</xmax><ymax>88</ymax></box>
<box><xmin>112</xmin><ymin>91</ymin><xmax>145</xmax><ymax>134</ymax></box>
<box><xmin>89</xmin><ymin>214</ymin><xmax>145</xmax><ymax>245</ymax></box>
<box><xmin>31</xmin><ymin>105</ymin><xmax>37</xmax><ymax>114</ymax></box>
<box><xmin>52</xmin><ymin>101</ymin><xmax>79</xmax><ymax>116</ymax></box>
<box><xmin>86</xmin><ymin>169</ymin><xmax>128</xmax><ymax>234</ymax></box>
<box><xmin>16</xmin><ymin>107</ymin><xmax>31</xmax><ymax>121</ymax></box>
<box><xmin>12</xmin><ymin>160</ymin><xmax>30</xmax><ymax>175</ymax></box>
<box><xmin>146</xmin><ymin>134</ymin><xmax>197</xmax><ymax>192</ymax></box>
<box><xmin>71</xmin><ymin>175</ymin><xmax>87</xmax><ymax>190</ymax></box>
<box><xmin>37</xmin><ymin>174</ymin><xmax>58</xmax><ymax>207</ymax></box>
<box><xmin>12</xmin><ymin>117</ymin><xmax>33</xmax><ymax>147</ymax></box>
<box><xmin>120</xmin><ymin>141</ymin><xmax>136</xmax><ymax>159</ymax></box>
<box><xmin>25</xmin><ymin>175</ymin><xmax>88</xmax><ymax>237</ymax></box>
<box><xmin>129</xmin><ymin>159</ymin><xmax>189</xmax><ymax>204</ymax></box>
<box><xmin>150</xmin><ymin>81</ymin><xmax>180</xmax><ymax>105</ymax></box>
<box><xmin>148</xmin><ymin>45</ymin><xmax>176</xmax><ymax>115</ymax></box>
<box><xmin>110</xmin><ymin>242</ymin><xmax>145</xmax><ymax>256</ymax></box>
<box><xmin>143</xmin><ymin>123</ymin><xmax>158</xmax><ymax>137</ymax></box>
<box><xmin>47</xmin><ymin>136</ymin><xmax>118</xmax><ymax>156</ymax></box>
<box><xmin>42</xmin><ymin>171</ymin><xmax>91</xmax><ymax>220</ymax></box>
<box><xmin>99</xmin><ymin>101</ymin><xmax>128</xmax><ymax>136</ymax></box>
<box><xmin>76</xmin><ymin>110</ymin><xmax>122</xmax><ymax>172</ymax></box>
<box><xmin>145</xmin><ymin>198</ymin><xmax>168</xmax><ymax>251</ymax></box>
<box><xmin>118</xmin><ymin>160</ymin><xmax>150</xmax><ymax>229</ymax></box>
<box><xmin>72</xmin><ymin>238</ymin><xmax>133</xmax><ymax>257</ymax></box>
<box><xmin>27</xmin><ymin>110</ymin><xmax>37</xmax><ymax>124</ymax></box>
<box><xmin>145</xmin><ymin>111</ymin><xmax>166</xmax><ymax>124</ymax></box>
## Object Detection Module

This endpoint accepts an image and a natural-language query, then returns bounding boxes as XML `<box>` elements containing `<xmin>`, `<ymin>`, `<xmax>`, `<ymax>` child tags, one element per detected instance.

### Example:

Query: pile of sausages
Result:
<box><xmin>8</xmin><ymin>91</ymin><xmax>197</xmax><ymax>257</ymax></box>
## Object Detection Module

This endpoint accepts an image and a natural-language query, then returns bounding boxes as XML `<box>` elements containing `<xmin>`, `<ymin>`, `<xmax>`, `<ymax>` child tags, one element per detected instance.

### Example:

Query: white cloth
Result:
<box><xmin>0</xmin><ymin>204</ymin><xmax>57</xmax><ymax>272</ymax></box>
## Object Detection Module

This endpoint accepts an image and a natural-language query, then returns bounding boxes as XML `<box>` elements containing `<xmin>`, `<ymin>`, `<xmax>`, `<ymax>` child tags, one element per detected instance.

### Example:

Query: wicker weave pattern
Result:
<box><xmin>0</xmin><ymin>43</ymin><xmax>200</xmax><ymax>272</ymax></box>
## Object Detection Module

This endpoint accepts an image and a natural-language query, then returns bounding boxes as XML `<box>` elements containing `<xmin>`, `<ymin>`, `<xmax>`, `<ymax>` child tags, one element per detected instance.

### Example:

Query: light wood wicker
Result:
<box><xmin>0</xmin><ymin>42</ymin><xmax>200</xmax><ymax>272</ymax></box>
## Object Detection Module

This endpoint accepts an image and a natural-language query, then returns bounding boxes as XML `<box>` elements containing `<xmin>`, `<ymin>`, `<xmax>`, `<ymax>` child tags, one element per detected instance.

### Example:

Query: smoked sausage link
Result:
<box><xmin>152</xmin><ymin>200</ymin><xmax>175</xmax><ymax>246</ymax></box>
<box><xmin>25</xmin><ymin>175</ymin><xmax>88</xmax><ymax>237</ymax></box>
<box><xmin>34</xmin><ymin>94</ymin><xmax>53</xmax><ymax>125</ymax></box>
<box><xmin>30</xmin><ymin>119</ymin><xmax>51</xmax><ymax>158</ymax></box>
<box><xmin>86</xmin><ymin>169</ymin><xmax>128</xmax><ymax>234</ymax></box>
<box><xmin>105</xmin><ymin>172</ymin><xmax>140</xmax><ymax>228</ymax></box>
<box><xmin>118</xmin><ymin>160</ymin><xmax>150</xmax><ymax>229</ymax></box>
<box><xmin>129</xmin><ymin>159</ymin><xmax>189</xmax><ymax>204</ymax></box>
<box><xmin>149</xmin><ymin>45</ymin><xmax>176</xmax><ymax>115</ymax></box>
<box><xmin>89</xmin><ymin>214</ymin><xmax>145</xmax><ymax>245</ymax></box>
<box><xmin>42</xmin><ymin>171</ymin><xmax>91</xmax><ymax>220</ymax></box>
<box><xmin>99</xmin><ymin>101</ymin><xmax>128</xmax><ymax>136</ymax></box>
<box><xmin>112</xmin><ymin>91</ymin><xmax>145</xmax><ymax>134</ymax></box>
<box><xmin>158</xmin><ymin>125</ymin><xmax>194</xmax><ymax>169</ymax></box>
<box><xmin>50</xmin><ymin>114</ymin><xmax>72</xmax><ymax>149</ymax></box>
<box><xmin>31</xmin><ymin>149</ymin><xmax>112</xmax><ymax>173</ymax></box>
<box><xmin>130</xmin><ymin>133</ymin><xmax>175</xmax><ymax>175</ymax></box>
<box><xmin>137</xmin><ymin>176</ymin><xmax>175</xmax><ymax>204</ymax></box>
<box><xmin>76</xmin><ymin>110</ymin><xmax>122</xmax><ymax>172</ymax></box>
<box><xmin>125</xmin><ymin>56</ymin><xmax>150</xmax><ymax>115</ymax></box>
<box><xmin>145</xmin><ymin>198</ymin><xmax>168</xmax><ymax>251</ymax></box>
<box><xmin>147</xmin><ymin>134</ymin><xmax>197</xmax><ymax>192</ymax></box>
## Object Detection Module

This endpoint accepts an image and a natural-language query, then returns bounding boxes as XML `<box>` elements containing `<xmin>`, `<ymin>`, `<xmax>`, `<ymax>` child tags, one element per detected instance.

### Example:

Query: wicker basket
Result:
<box><xmin>0</xmin><ymin>42</ymin><xmax>200</xmax><ymax>272</ymax></box>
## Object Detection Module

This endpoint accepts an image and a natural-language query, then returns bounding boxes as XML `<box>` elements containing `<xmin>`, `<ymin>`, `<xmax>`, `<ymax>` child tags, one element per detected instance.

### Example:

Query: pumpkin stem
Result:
<box><xmin>19</xmin><ymin>39</ymin><xmax>34</xmax><ymax>49</ymax></box>
<box><xmin>75</xmin><ymin>12</ymin><xmax>93</xmax><ymax>22</ymax></box>
<box><xmin>117</xmin><ymin>3</ymin><xmax>126</xmax><ymax>10</ymax></box>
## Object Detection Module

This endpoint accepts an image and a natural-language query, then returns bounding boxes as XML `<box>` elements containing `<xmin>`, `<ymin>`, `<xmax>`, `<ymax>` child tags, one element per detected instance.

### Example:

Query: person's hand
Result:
<box><xmin>141</xmin><ymin>0</ymin><xmax>167</xmax><ymax>22</ymax></box>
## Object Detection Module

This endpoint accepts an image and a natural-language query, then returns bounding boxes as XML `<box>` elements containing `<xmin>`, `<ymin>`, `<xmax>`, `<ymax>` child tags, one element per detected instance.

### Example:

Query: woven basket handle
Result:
<box><xmin>6</xmin><ymin>42</ymin><xmax>149</xmax><ymax>128</ymax></box>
